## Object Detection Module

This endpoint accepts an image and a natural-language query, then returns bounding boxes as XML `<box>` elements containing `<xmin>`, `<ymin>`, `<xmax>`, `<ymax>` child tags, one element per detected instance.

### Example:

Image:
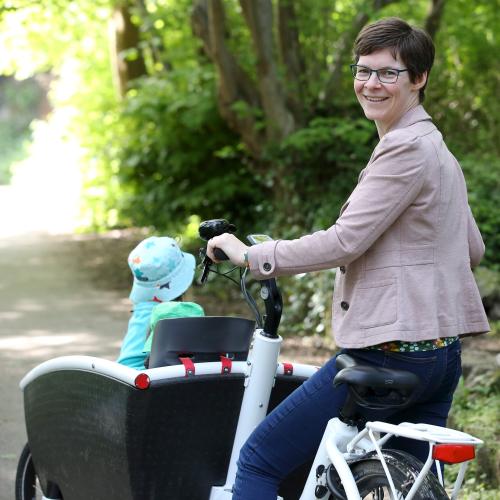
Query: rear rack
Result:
<box><xmin>347</xmin><ymin>421</ymin><xmax>483</xmax><ymax>500</ymax></box>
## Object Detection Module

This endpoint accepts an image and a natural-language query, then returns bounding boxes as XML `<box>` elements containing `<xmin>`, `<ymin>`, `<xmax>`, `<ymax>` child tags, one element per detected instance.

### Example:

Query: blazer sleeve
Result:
<box><xmin>248</xmin><ymin>132</ymin><xmax>428</xmax><ymax>278</ymax></box>
<box><xmin>467</xmin><ymin>206</ymin><xmax>485</xmax><ymax>268</ymax></box>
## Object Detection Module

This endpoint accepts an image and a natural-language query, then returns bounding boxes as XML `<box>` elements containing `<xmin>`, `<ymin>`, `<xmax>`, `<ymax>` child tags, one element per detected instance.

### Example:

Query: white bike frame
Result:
<box><xmin>302</xmin><ymin>419</ymin><xmax>482</xmax><ymax>500</ymax></box>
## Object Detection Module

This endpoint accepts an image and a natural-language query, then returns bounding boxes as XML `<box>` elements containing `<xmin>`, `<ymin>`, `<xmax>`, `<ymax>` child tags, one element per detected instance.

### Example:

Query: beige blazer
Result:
<box><xmin>247</xmin><ymin>106</ymin><xmax>490</xmax><ymax>347</ymax></box>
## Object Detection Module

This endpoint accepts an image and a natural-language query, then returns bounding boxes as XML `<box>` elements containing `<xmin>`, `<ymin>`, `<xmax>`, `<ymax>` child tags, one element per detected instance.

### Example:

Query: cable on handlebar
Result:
<box><xmin>204</xmin><ymin>265</ymin><xmax>241</xmax><ymax>287</ymax></box>
<box><xmin>241</xmin><ymin>267</ymin><xmax>263</xmax><ymax>328</ymax></box>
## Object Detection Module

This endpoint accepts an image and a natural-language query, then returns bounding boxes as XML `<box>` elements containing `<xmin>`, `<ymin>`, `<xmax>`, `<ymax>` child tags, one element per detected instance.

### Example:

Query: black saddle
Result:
<box><xmin>333</xmin><ymin>354</ymin><xmax>420</xmax><ymax>411</ymax></box>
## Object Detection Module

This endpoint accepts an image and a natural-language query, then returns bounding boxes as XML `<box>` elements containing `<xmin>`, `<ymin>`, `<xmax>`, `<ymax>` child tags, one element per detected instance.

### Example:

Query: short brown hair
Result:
<box><xmin>353</xmin><ymin>17</ymin><xmax>435</xmax><ymax>102</ymax></box>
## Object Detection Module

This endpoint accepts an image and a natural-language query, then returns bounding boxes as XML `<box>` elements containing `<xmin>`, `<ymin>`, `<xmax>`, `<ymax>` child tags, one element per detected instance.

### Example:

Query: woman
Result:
<box><xmin>207</xmin><ymin>17</ymin><xmax>489</xmax><ymax>499</ymax></box>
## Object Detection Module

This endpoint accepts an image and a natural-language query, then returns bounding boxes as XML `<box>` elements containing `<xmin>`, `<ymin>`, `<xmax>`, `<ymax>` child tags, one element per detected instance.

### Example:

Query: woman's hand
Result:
<box><xmin>207</xmin><ymin>233</ymin><xmax>250</xmax><ymax>267</ymax></box>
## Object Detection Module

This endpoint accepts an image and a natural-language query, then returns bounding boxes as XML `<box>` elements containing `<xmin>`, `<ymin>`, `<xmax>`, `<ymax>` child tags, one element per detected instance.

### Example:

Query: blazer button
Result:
<box><xmin>339</xmin><ymin>266</ymin><xmax>346</xmax><ymax>274</ymax></box>
<box><xmin>263</xmin><ymin>262</ymin><xmax>272</xmax><ymax>271</ymax></box>
<box><xmin>340</xmin><ymin>301</ymin><xmax>349</xmax><ymax>311</ymax></box>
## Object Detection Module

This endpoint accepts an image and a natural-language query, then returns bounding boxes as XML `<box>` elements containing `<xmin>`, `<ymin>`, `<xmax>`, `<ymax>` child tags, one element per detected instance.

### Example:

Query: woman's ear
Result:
<box><xmin>412</xmin><ymin>71</ymin><xmax>428</xmax><ymax>90</ymax></box>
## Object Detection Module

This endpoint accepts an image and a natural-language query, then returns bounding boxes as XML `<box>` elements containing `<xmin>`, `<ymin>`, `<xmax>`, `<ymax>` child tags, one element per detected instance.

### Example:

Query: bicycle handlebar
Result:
<box><xmin>213</xmin><ymin>248</ymin><xmax>229</xmax><ymax>261</ymax></box>
<box><xmin>198</xmin><ymin>219</ymin><xmax>282</xmax><ymax>338</ymax></box>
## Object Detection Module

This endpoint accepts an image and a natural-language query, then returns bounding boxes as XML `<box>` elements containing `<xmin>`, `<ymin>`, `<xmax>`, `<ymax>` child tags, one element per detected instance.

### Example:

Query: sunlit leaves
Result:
<box><xmin>0</xmin><ymin>0</ymin><xmax>111</xmax><ymax>77</ymax></box>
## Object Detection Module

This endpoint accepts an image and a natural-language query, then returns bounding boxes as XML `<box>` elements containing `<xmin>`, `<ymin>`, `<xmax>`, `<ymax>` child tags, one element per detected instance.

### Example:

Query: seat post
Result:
<box><xmin>339</xmin><ymin>393</ymin><xmax>363</xmax><ymax>427</ymax></box>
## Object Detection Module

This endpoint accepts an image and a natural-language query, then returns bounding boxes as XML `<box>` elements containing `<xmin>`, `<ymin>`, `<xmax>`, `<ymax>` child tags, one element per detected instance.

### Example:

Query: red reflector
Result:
<box><xmin>432</xmin><ymin>444</ymin><xmax>475</xmax><ymax>464</ymax></box>
<box><xmin>134</xmin><ymin>373</ymin><xmax>150</xmax><ymax>390</ymax></box>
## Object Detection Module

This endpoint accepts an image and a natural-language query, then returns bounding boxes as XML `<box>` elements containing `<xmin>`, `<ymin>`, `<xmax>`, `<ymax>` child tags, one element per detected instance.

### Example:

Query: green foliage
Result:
<box><xmin>461</xmin><ymin>155</ymin><xmax>500</xmax><ymax>270</ymax></box>
<box><xmin>278</xmin><ymin>271</ymin><xmax>335</xmax><ymax>338</ymax></box>
<box><xmin>268</xmin><ymin>115</ymin><xmax>376</xmax><ymax>236</ymax></box>
<box><xmin>2</xmin><ymin>1</ymin><xmax>498</xmax><ymax>359</ymax></box>
<box><xmin>0</xmin><ymin>76</ymin><xmax>47</xmax><ymax>183</ymax></box>
<box><xmin>474</xmin><ymin>267</ymin><xmax>500</xmax><ymax>322</ymax></box>
<box><xmin>0</xmin><ymin>0</ymin><xmax>269</xmax><ymax>235</ymax></box>
<box><xmin>0</xmin><ymin>126</ymin><xmax>30</xmax><ymax>185</ymax></box>
<box><xmin>428</xmin><ymin>0</ymin><xmax>500</xmax><ymax>156</ymax></box>
<box><xmin>0</xmin><ymin>0</ymin><xmax>111</xmax><ymax>77</ymax></box>
<box><xmin>447</xmin><ymin>360</ymin><xmax>500</xmax><ymax>495</ymax></box>
<box><xmin>109</xmin><ymin>69</ymin><xmax>268</xmax><ymax>235</ymax></box>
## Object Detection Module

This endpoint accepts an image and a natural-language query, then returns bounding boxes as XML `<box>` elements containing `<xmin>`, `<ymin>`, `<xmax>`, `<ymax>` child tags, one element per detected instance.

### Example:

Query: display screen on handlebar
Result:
<box><xmin>247</xmin><ymin>234</ymin><xmax>273</xmax><ymax>245</ymax></box>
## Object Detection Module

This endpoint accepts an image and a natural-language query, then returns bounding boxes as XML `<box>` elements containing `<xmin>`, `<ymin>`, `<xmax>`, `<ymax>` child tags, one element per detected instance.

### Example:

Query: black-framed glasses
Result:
<box><xmin>350</xmin><ymin>64</ymin><xmax>408</xmax><ymax>84</ymax></box>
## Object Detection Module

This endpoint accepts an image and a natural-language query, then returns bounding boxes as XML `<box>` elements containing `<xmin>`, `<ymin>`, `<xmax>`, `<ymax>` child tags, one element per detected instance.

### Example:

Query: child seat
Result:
<box><xmin>148</xmin><ymin>316</ymin><xmax>255</xmax><ymax>368</ymax></box>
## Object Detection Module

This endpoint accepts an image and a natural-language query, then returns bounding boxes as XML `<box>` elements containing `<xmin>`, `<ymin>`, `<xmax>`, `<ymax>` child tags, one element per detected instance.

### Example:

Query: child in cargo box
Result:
<box><xmin>117</xmin><ymin>236</ymin><xmax>204</xmax><ymax>370</ymax></box>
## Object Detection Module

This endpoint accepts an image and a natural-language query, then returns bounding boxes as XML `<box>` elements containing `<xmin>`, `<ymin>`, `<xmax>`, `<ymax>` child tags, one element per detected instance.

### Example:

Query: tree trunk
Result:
<box><xmin>192</xmin><ymin>0</ymin><xmax>265</xmax><ymax>157</ymax></box>
<box><xmin>192</xmin><ymin>0</ymin><xmax>299</xmax><ymax>156</ymax></box>
<box><xmin>277</xmin><ymin>0</ymin><xmax>306</xmax><ymax>125</ymax></box>
<box><xmin>425</xmin><ymin>0</ymin><xmax>446</xmax><ymax>40</ymax></box>
<box><xmin>109</xmin><ymin>1</ymin><xmax>147</xmax><ymax>98</ymax></box>
<box><xmin>240</xmin><ymin>0</ymin><xmax>295</xmax><ymax>142</ymax></box>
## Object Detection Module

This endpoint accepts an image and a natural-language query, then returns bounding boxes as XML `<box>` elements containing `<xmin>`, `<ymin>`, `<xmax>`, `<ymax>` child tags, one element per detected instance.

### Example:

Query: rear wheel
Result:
<box><xmin>328</xmin><ymin>450</ymin><xmax>448</xmax><ymax>499</ymax></box>
<box><xmin>15</xmin><ymin>443</ymin><xmax>42</xmax><ymax>500</ymax></box>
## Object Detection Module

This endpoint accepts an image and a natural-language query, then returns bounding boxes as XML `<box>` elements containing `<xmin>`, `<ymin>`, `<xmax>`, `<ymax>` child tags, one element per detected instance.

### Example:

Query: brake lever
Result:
<box><xmin>198</xmin><ymin>219</ymin><xmax>235</xmax><ymax>285</ymax></box>
<box><xmin>199</xmin><ymin>247</ymin><xmax>229</xmax><ymax>284</ymax></box>
<box><xmin>199</xmin><ymin>249</ymin><xmax>211</xmax><ymax>284</ymax></box>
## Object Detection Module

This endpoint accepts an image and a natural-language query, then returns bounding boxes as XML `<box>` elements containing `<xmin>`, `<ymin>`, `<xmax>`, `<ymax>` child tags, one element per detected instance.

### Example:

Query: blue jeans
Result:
<box><xmin>232</xmin><ymin>341</ymin><xmax>462</xmax><ymax>499</ymax></box>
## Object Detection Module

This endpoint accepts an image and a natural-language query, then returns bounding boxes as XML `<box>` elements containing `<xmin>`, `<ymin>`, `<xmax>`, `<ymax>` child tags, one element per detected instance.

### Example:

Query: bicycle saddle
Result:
<box><xmin>333</xmin><ymin>353</ymin><xmax>420</xmax><ymax>410</ymax></box>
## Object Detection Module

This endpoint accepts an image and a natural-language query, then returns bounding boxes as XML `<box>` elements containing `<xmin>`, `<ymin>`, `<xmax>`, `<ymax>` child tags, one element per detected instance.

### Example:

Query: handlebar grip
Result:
<box><xmin>213</xmin><ymin>248</ymin><xmax>229</xmax><ymax>261</ymax></box>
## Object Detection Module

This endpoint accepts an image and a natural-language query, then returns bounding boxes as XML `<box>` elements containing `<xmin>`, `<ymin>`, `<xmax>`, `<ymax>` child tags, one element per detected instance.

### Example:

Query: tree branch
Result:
<box><xmin>191</xmin><ymin>0</ymin><xmax>264</xmax><ymax>156</ymax></box>
<box><xmin>277</xmin><ymin>0</ymin><xmax>306</xmax><ymax>125</ymax></box>
<box><xmin>424</xmin><ymin>0</ymin><xmax>446</xmax><ymax>40</ymax></box>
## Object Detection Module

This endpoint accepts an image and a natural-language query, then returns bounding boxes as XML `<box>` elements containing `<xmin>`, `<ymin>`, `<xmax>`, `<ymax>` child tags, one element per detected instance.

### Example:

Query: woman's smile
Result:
<box><xmin>363</xmin><ymin>95</ymin><xmax>389</xmax><ymax>102</ymax></box>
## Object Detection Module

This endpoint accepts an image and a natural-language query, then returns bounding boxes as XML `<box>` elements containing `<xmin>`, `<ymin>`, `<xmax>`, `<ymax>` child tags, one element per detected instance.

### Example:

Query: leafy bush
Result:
<box><xmin>113</xmin><ymin>69</ymin><xmax>269</xmax><ymax>236</ymax></box>
<box><xmin>267</xmin><ymin>115</ymin><xmax>377</xmax><ymax>236</ymax></box>
<box><xmin>461</xmin><ymin>155</ymin><xmax>500</xmax><ymax>270</ymax></box>
<box><xmin>447</xmin><ymin>353</ymin><xmax>500</xmax><ymax>496</ymax></box>
<box><xmin>474</xmin><ymin>267</ymin><xmax>500</xmax><ymax>320</ymax></box>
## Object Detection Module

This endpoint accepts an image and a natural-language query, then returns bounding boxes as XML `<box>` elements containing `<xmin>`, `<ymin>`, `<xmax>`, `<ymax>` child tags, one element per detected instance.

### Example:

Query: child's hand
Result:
<box><xmin>207</xmin><ymin>234</ymin><xmax>249</xmax><ymax>267</ymax></box>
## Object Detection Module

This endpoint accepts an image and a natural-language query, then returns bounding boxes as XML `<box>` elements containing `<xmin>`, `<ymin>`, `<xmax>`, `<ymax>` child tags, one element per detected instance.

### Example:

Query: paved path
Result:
<box><xmin>0</xmin><ymin>231</ymin><xmax>129</xmax><ymax>499</ymax></box>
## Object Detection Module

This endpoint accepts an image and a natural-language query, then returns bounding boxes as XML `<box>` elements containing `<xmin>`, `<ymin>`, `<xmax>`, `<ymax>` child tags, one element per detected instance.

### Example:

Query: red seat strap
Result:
<box><xmin>220</xmin><ymin>355</ymin><xmax>232</xmax><ymax>374</ymax></box>
<box><xmin>179</xmin><ymin>357</ymin><xmax>195</xmax><ymax>376</ymax></box>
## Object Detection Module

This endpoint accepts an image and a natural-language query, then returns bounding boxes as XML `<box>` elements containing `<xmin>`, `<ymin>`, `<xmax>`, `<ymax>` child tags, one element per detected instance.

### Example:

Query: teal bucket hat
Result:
<box><xmin>128</xmin><ymin>236</ymin><xmax>196</xmax><ymax>304</ymax></box>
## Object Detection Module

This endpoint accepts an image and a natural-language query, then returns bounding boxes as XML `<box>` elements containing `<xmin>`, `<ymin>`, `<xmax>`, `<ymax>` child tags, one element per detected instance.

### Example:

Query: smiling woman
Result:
<box><xmin>206</xmin><ymin>17</ymin><xmax>489</xmax><ymax>500</ymax></box>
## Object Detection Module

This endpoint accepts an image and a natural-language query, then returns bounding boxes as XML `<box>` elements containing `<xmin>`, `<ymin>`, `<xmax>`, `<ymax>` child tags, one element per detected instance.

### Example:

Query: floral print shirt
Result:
<box><xmin>367</xmin><ymin>336</ymin><xmax>459</xmax><ymax>352</ymax></box>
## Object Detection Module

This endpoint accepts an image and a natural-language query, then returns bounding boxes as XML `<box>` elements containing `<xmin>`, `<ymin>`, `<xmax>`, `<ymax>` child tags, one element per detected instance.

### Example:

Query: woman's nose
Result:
<box><xmin>364</xmin><ymin>72</ymin><xmax>382</xmax><ymax>88</ymax></box>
